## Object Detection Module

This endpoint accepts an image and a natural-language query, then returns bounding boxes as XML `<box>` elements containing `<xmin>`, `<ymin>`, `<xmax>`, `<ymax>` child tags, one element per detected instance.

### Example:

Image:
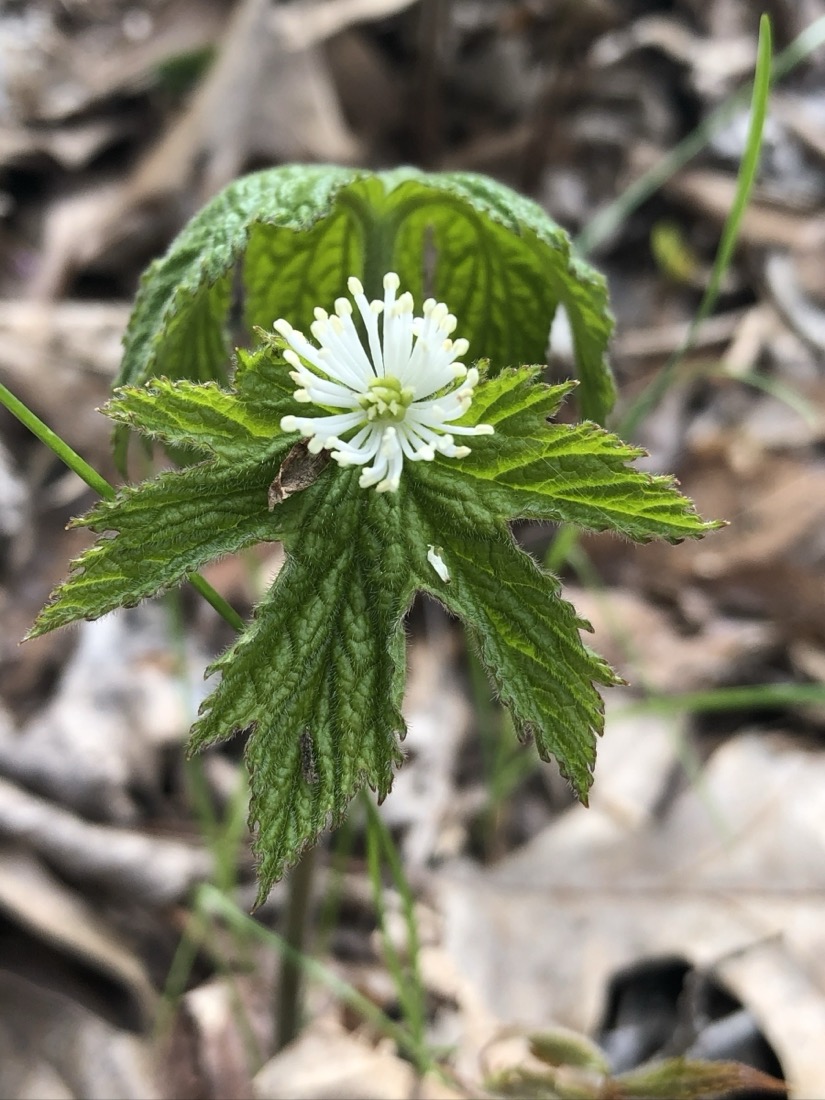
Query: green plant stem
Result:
<box><xmin>275</xmin><ymin>844</ymin><xmax>316</xmax><ymax>1053</ymax></box>
<box><xmin>0</xmin><ymin>380</ymin><xmax>115</xmax><ymax>500</ymax></box>
<box><xmin>0</xmin><ymin>379</ymin><xmax>245</xmax><ymax>633</ymax></box>
<box><xmin>189</xmin><ymin>573</ymin><xmax>246</xmax><ymax>632</ymax></box>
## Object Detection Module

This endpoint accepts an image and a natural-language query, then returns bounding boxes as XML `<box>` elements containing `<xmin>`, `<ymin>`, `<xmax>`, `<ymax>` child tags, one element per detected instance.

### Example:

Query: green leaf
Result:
<box><xmin>32</xmin><ymin>339</ymin><xmax>717</xmax><ymax>895</ymax></box>
<box><xmin>106</xmin><ymin>355</ymin><xmax>295</xmax><ymax>467</ymax></box>
<box><xmin>27</xmin><ymin>460</ymin><xmax>283</xmax><ymax>638</ymax></box>
<box><xmin>443</xmin><ymin>367</ymin><xmax>721</xmax><ymax>542</ymax></box>
<box><xmin>117</xmin><ymin>166</ymin><xmax>615</xmax><ymax>430</ymax></box>
<box><xmin>190</xmin><ymin>473</ymin><xmax>414</xmax><ymax>902</ymax></box>
<box><xmin>385</xmin><ymin>171</ymin><xmax>615</xmax><ymax>421</ymax></box>
<box><xmin>118</xmin><ymin>165</ymin><xmax>359</xmax><ymax>391</ymax></box>
<box><xmin>404</xmin><ymin>476</ymin><xmax>617</xmax><ymax>801</ymax></box>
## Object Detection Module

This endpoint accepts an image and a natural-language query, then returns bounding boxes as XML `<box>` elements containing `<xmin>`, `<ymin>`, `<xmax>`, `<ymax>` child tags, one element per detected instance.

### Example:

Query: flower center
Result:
<box><xmin>357</xmin><ymin>375</ymin><xmax>415</xmax><ymax>424</ymax></box>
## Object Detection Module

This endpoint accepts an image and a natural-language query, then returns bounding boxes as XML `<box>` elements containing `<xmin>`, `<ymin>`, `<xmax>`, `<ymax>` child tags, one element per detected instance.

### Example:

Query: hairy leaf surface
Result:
<box><xmin>116</xmin><ymin>167</ymin><xmax>616</xmax><ymax>427</ymax></box>
<box><xmin>32</xmin><ymin>341</ymin><xmax>716</xmax><ymax>896</ymax></box>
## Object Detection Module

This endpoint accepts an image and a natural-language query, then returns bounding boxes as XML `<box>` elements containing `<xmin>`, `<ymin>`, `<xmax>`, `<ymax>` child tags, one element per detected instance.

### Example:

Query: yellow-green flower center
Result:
<box><xmin>358</xmin><ymin>375</ymin><xmax>416</xmax><ymax>424</ymax></box>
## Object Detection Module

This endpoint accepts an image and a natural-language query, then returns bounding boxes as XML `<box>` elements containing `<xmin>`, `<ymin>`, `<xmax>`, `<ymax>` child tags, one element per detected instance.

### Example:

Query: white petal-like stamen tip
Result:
<box><xmin>275</xmin><ymin>271</ymin><xmax>493</xmax><ymax>493</ymax></box>
<box><xmin>427</xmin><ymin>545</ymin><xmax>450</xmax><ymax>583</ymax></box>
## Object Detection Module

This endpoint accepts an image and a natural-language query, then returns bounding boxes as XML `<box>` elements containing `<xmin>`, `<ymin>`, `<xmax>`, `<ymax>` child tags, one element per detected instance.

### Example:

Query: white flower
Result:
<box><xmin>277</xmin><ymin>272</ymin><xmax>494</xmax><ymax>493</ymax></box>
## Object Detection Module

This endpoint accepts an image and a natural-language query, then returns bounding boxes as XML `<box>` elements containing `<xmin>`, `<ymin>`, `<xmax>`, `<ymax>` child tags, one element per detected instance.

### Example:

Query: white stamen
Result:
<box><xmin>427</xmin><ymin>545</ymin><xmax>450</xmax><ymax>583</ymax></box>
<box><xmin>275</xmin><ymin>273</ymin><xmax>494</xmax><ymax>492</ymax></box>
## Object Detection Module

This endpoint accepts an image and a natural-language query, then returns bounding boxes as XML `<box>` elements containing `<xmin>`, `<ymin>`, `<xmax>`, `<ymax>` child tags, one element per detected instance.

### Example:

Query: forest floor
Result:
<box><xmin>1</xmin><ymin>1</ymin><xmax>824</xmax><ymax>1097</ymax></box>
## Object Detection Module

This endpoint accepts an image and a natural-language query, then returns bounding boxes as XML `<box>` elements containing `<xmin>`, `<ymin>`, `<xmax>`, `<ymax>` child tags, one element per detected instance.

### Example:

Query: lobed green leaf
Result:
<box><xmin>404</xmin><ymin>478</ymin><xmax>618</xmax><ymax>800</ymax></box>
<box><xmin>117</xmin><ymin>165</ymin><xmax>616</xmax><ymax>429</ymax></box>
<box><xmin>28</xmin><ymin>460</ymin><xmax>283</xmax><ymax>637</ymax></box>
<box><xmin>190</xmin><ymin>472</ymin><xmax>415</xmax><ymax>900</ymax></box>
<box><xmin>447</xmin><ymin>367</ymin><xmax>721</xmax><ymax>542</ymax></box>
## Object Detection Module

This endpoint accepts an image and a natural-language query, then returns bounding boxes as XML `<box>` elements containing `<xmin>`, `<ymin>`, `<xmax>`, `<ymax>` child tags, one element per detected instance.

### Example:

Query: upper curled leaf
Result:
<box><xmin>116</xmin><ymin>166</ymin><xmax>616</xmax><ymax>436</ymax></box>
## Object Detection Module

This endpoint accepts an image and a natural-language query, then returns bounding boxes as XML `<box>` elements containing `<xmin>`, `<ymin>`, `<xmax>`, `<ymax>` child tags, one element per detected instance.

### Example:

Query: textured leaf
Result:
<box><xmin>118</xmin><ymin>166</ymin><xmax>359</xmax><ymax>391</ymax></box>
<box><xmin>107</xmin><ymin>357</ymin><xmax>294</xmax><ymax>467</ymax></box>
<box><xmin>190</xmin><ymin>472</ymin><xmax>415</xmax><ymax>900</ymax></box>
<box><xmin>32</xmin><ymin>338</ymin><xmax>717</xmax><ymax>894</ymax></box>
<box><xmin>403</xmin><ymin>475</ymin><xmax>618</xmax><ymax>800</ymax></box>
<box><xmin>440</xmin><ymin>367</ymin><xmax>722</xmax><ymax>542</ymax></box>
<box><xmin>116</xmin><ymin>166</ymin><xmax>615</xmax><ymax>424</ymax></box>
<box><xmin>385</xmin><ymin>171</ymin><xmax>615</xmax><ymax>420</ymax></box>
<box><xmin>28</xmin><ymin>461</ymin><xmax>283</xmax><ymax>637</ymax></box>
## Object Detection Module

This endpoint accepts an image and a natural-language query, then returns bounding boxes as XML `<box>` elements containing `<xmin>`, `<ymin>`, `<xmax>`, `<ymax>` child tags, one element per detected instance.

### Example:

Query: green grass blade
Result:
<box><xmin>620</xmin><ymin>14</ymin><xmax>774</xmax><ymax>437</ymax></box>
<box><xmin>621</xmin><ymin>682</ymin><xmax>825</xmax><ymax>717</ymax></box>
<box><xmin>0</xmin><ymin>380</ymin><xmax>114</xmax><ymax>501</ymax></box>
<box><xmin>197</xmin><ymin>884</ymin><xmax>440</xmax><ymax>1075</ymax></box>
<box><xmin>577</xmin><ymin>12</ymin><xmax>825</xmax><ymax>257</ymax></box>
<box><xmin>364</xmin><ymin>796</ymin><xmax>427</xmax><ymax>1057</ymax></box>
<box><xmin>0</xmin><ymin>379</ymin><xmax>245</xmax><ymax>634</ymax></box>
<box><xmin>720</xmin><ymin>367</ymin><xmax>820</xmax><ymax>426</ymax></box>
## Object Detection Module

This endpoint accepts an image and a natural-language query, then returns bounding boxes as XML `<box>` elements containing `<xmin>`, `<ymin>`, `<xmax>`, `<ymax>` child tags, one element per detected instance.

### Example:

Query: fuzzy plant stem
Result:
<box><xmin>275</xmin><ymin>844</ymin><xmax>317</xmax><ymax>1052</ymax></box>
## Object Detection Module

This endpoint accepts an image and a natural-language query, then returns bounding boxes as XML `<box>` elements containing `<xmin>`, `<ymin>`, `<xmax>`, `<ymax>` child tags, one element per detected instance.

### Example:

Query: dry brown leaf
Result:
<box><xmin>0</xmin><ymin>844</ymin><xmax>156</xmax><ymax>1030</ymax></box>
<box><xmin>159</xmin><ymin>978</ymin><xmax>264</xmax><ymax>1100</ymax></box>
<box><xmin>0</xmin><ymin>0</ymin><xmax>228</xmax><ymax>124</ymax></box>
<box><xmin>380</xmin><ymin>625</ymin><xmax>473</xmax><ymax>866</ymax></box>
<box><xmin>595</xmin><ymin>16</ymin><xmax>755</xmax><ymax>97</ymax></box>
<box><xmin>0</xmin><ymin>299</ymin><xmax>127</xmax><ymax>464</ymax></box>
<box><xmin>437</xmin><ymin>732</ymin><xmax>825</xmax><ymax>1097</ymax></box>
<box><xmin>253</xmin><ymin>1017</ymin><xmax>465</xmax><ymax>1100</ymax></box>
<box><xmin>29</xmin><ymin>0</ymin><xmax>423</xmax><ymax>295</ymax></box>
<box><xmin>0</xmin><ymin>777</ymin><xmax>212</xmax><ymax>905</ymax></box>
<box><xmin>0</xmin><ymin>968</ymin><xmax>159</xmax><ymax>1100</ymax></box>
<box><xmin>2</xmin><ymin>607</ymin><xmax>212</xmax><ymax>822</ymax></box>
<box><xmin>763</xmin><ymin>251</ymin><xmax>825</xmax><ymax>354</ymax></box>
<box><xmin>566</xmin><ymin>584</ymin><xmax>777</xmax><ymax>694</ymax></box>
<box><xmin>632</xmin><ymin>145</ymin><xmax>825</xmax><ymax>249</ymax></box>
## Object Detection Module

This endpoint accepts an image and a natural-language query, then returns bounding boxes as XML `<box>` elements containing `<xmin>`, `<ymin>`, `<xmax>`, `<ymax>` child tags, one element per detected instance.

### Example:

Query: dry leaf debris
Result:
<box><xmin>1</xmin><ymin>1</ymin><xmax>825</xmax><ymax>1096</ymax></box>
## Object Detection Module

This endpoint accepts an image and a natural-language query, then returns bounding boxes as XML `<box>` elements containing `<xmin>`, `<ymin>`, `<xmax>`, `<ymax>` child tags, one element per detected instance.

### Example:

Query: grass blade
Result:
<box><xmin>620</xmin><ymin>14</ymin><xmax>774</xmax><ymax>437</ymax></box>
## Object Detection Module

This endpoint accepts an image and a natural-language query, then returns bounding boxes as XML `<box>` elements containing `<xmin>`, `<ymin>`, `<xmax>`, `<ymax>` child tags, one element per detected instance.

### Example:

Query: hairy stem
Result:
<box><xmin>275</xmin><ymin>844</ymin><xmax>316</xmax><ymax>1053</ymax></box>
